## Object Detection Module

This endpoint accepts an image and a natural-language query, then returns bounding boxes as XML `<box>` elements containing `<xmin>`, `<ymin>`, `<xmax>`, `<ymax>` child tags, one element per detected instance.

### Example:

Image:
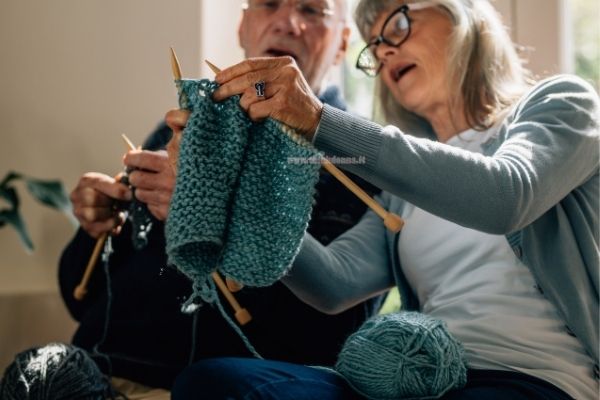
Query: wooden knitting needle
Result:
<box><xmin>74</xmin><ymin>232</ymin><xmax>108</xmax><ymax>300</ymax></box>
<box><xmin>205</xmin><ymin>59</ymin><xmax>404</xmax><ymax>233</ymax></box>
<box><xmin>73</xmin><ymin>134</ymin><xmax>136</xmax><ymax>301</ymax></box>
<box><xmin>170</xmin><ymin>47</ymin><xmax>252</xmax><ymax>323</ymax></box>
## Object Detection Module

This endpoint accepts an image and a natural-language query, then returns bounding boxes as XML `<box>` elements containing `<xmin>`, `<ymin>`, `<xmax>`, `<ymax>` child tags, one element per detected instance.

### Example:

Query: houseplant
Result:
<box><xmin>0</xmin><ymin>171</ymin><xmax>75</xmax><ymax>252</ymax></box>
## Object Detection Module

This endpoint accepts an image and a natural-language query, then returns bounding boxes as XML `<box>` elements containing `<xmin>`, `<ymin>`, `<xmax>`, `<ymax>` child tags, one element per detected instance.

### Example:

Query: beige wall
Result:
<box><xmin>0</xmin><ymin>0</ymin><xmax>203</xmax><ymax>294</ymax></box>
<box><xmin>494</xmin><ymin>0</ymin><xmax>571</xmax><ymax>77</ymax></box>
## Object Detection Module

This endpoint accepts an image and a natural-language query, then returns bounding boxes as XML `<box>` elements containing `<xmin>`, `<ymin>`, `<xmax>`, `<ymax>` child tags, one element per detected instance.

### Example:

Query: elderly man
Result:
<box><xmin>59</xmin><ymin>0</ymin><xmax>382</xmax><ymax>394</ymax></box>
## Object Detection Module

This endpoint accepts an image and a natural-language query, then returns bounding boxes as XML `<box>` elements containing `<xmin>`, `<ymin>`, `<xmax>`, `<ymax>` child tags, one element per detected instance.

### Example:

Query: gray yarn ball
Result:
<box><xmin>0</xmin><ymin>343</ymin><xmax>111</xmax><ymax>400</ymax></box>
<box><xmin>335</xmin><ymin>312</ymin><xmax>467</xmax><ymax>400</ymax></box>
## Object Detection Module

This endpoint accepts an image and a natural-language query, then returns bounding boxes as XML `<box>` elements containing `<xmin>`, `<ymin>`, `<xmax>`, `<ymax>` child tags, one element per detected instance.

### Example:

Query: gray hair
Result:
<box><xmin>354</xmin><ymin>0</ymin><xmax>531</xmax><ymax>135</ymax></box>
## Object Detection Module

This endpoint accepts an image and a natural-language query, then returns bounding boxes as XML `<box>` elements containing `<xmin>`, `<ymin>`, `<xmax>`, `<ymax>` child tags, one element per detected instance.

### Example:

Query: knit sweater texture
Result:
<box><xmin>166</xmin><ymin>79</ymin><xmax>320</xmax><ymax>305</ymax></box>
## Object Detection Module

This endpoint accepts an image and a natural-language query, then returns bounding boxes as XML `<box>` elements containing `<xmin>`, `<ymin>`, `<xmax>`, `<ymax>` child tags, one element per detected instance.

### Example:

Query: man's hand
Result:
<box><xmin>123</xmin><ymin>149</ymin><xmax>176</xmax><ymax>221</ymax></box>
<box><xmin>165</xmin><ymin>109</ymin><xmax>191</xmax><ymax>173</ymax></box>
<box><xmin>70</xmin><ymin>172</ymin><xmax>132</xmax><ymax>238</ymax></box>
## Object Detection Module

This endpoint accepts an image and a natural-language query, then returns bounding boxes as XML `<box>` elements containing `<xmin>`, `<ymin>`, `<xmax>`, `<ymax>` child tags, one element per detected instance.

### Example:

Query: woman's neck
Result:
<box><xmin>422</xmin><ymin>102</ymin><xmax>470</xmax><ymax>143</ymax></box>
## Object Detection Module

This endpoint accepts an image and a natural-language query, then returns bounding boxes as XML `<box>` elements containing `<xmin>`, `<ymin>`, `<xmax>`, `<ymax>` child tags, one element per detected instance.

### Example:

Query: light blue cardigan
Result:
<box><xmin>284</xmin><ymin>75</ymin><xmax>600</xmax><ymax>370</ymax></box>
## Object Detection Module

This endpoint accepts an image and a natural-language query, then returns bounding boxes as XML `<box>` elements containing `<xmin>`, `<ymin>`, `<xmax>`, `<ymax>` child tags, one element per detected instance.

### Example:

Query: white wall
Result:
<box><xmin>199</xmin><ymin>0</ymin><xmax>245</xmax><ymax>77</ymax></box>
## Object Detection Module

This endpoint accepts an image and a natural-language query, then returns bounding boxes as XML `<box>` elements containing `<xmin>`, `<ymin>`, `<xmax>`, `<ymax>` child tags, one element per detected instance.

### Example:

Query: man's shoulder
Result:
<box><xmin>143</xmin><ymin>122</ymin><xmax>173</xmax><ymax>151</ymax></box>
<box><xmin>318</xmin><ymin>85</ymin><xmax>346</xmax><ymax>111</ymax></box>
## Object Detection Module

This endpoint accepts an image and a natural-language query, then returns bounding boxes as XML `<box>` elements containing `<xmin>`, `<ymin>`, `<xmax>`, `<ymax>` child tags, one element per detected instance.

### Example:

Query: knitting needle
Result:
<box><xmin>74</xmin><ymin>232</ymin><xmax>108</xmax><ymax>300</ymax></box>
<box><xmin>204</xmin><ymin>60</ymin><xmax>404</xmax><ymax>233</ymax></box>
<box><xmin>170</xmin><ymin>47</ymin><xmax>252</xmax><ymax>323</ymax></box>
<box><xmin>73</xmin><ymin>134</ymin><xmax>137</xmax><ymax>301</ymax></box>
<box><xmin>320</xmin><ymin>158</ymin><xmax>404</xmax><ymax>233</ymax></box>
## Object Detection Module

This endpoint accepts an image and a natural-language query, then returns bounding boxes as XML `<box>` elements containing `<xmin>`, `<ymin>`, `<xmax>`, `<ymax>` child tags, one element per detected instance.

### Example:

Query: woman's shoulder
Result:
<box><xmin>521</xmin><ymin>74</ymin><xmax>599</xmax><ymax>107</ymax></box>
<box><xmin>510</xmin><ymin>74</ymin><xmax>599</xmax><ymax>128</ymax></box>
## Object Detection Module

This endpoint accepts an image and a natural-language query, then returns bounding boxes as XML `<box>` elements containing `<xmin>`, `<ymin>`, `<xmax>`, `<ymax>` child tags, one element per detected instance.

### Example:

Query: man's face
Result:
<box><xmin>238</xmin><ymin>0</ymin><xmax>349</xmax><ymax>94</ymax></box>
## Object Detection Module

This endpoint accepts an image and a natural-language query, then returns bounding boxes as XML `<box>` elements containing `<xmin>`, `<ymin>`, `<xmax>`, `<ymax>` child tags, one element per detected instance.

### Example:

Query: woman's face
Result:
<box><xmin>370</xmin><ymin>2</ymin><xmax>454</xmax><ymax>119</ymax></box>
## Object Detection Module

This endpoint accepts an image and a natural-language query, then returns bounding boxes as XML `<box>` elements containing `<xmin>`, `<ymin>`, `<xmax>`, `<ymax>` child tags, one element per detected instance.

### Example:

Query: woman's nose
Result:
<box><xmin>375</xmin><ymin>42</ymin><xmax>400</xmax><ymax>65</ymax></box>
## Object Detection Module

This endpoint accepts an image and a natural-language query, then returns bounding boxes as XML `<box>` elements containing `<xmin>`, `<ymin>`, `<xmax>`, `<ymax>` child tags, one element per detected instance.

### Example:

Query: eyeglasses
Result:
<box><xmin>356</xmin><ymin>1</ymin><xmax>436</xmax><ymax>77</ymax></box>
<box><xmin>243</xmin><ymin>0</ymin><xmax>335</xmax><ymax>25</ymax></box>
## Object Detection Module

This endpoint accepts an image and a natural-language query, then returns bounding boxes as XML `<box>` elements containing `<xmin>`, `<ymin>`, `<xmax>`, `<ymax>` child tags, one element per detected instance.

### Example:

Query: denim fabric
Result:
<box><xmin>171</xmin><ymin>358</ymin><xmax>363</xmax><ymax>400</ymax></box>
<box><xmin>171</xmin><ymin>358</ymin><xmax>573</xmax><ymax>400</ymax></box>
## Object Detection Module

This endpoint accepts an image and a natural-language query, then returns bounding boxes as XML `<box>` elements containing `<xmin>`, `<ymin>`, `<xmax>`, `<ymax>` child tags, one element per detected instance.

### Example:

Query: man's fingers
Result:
<box><xmin>134</xmin><ymin>188</ymin><xmax>172</xmax><ymax>207</ymax></box>
<box><xmin>124</xmin><ymin>150</ymin><xmax>169</xmax><ymax>172</ymax></box>
<box><xmin>75</xmin><ymin>206</ymin><xmax>114</xmax><ymax>224</ymax></box>
<box><xmin>82</xmin><ymin>213</ymin><xmax>125</xmax><ymax>239</ymax></box>
<box><xmin>78</xmin><ymin>173</ymin><xmax>131</xmax><ymax>201</ymax></box>
<box><xmin>147</xmin><ymin>204</ymin><xmax>168</xmax><ymax>222</ymax></box>
<box><xmin>71</xmin><ymin>187</ymin><xmax>113</xmax><ymax>207</ymax></box>
<box><xmin>165</xmin><ymin>109</ymin><xmax>190</xmax><ymax>133</ymax></box>
<box><xmin>166</xmin><ymin>134</ymin><xmax>181</xmax><ymax>174</ymax></box>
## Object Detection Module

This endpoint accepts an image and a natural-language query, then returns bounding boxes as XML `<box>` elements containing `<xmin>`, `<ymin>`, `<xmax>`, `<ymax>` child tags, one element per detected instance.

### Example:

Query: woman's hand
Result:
<box><xmin>212</xmin><ymin>57</ymin><xmax>323</xmax><ymax>141</ymax></box>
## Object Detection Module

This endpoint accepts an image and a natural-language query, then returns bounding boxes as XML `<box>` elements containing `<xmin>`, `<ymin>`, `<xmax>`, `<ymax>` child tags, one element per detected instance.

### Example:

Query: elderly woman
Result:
<box><xmin>168</xmin><ymin>0</ymin><xmax>599</xmax><ymax>399</ymax></box>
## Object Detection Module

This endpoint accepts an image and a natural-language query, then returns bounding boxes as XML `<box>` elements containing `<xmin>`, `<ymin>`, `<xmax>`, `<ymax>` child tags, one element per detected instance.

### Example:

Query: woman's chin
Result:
<box><xmin>392</xmin><ymin>92</ymin><xmax>422</xmax><ymax>114</ymax></box>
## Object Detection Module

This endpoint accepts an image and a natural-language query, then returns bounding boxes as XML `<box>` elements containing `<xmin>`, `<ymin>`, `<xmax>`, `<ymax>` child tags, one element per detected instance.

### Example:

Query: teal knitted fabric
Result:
<box><xmin>335</xmin><ymin>312</ymin><xmax>467</xmax><ymax>400</ymax></box>
<box><xmin>166</xmin><ymin>79</ymin><xmax>320</xmax><ymax>308</ymax></box>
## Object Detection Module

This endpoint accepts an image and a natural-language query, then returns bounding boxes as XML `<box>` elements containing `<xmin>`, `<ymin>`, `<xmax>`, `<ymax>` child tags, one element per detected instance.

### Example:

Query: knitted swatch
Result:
<box><xmin>166</xmin><ymin>79</ymin><xmax>320</xmax><ymax>308</ymax></box>
<box><xmin>335</xmin><ymin>312</ymin><xmax>467</xmax><ymax>400</ymax></box>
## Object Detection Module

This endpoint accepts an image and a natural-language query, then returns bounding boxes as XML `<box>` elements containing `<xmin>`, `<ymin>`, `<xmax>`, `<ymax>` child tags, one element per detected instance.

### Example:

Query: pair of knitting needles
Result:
<box><xmin>73</xmin><ymin>133</ymin><xmax>252</xmax><ymax>325</ymax></box>
<box><xmin>73</xmin><ymin>134</ymin><xmax>137</xmax><ymax>302</ymax></box>
<box><xmin>178</xmin><ymin>50</ymin><xmax>405</xmax><ymax>234</ymax></box>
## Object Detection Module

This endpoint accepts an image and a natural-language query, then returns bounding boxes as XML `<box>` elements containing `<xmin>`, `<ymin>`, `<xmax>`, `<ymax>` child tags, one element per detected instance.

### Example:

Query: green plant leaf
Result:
<box><xmin>0</xmin><ymin>171</ymin><xmax>22</xmax><ymax>188</ymax></box>
<box><xmin>24</xmin><ymin>177</ymin><xmax>78</xmax><ymax>227</ymax></box>
<box><xmin>25</xmin><ymin>178</ymin><xmax>70</xmax><ymax>210</ymax></box>
<box><xmin>0</xmin><ymin>208</ymin><xmax>34</xmax><ymax>252</ymax></box>
<box><xmin>0</xmin><ymin>185</ymin><xmax>19</xmax><ymax>210</ymax></box>
<box><xmin>0</xmin><ymin>171</ymin><xmax>77</xmax><ymax>253</ymax></box>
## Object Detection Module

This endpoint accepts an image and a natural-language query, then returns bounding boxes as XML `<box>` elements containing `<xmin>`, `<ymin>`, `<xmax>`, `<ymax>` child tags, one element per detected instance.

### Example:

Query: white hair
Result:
<box><xmin>354</xmin><ymin>0</ymin><xmax>532</xmax><ymax>135</ymax></box>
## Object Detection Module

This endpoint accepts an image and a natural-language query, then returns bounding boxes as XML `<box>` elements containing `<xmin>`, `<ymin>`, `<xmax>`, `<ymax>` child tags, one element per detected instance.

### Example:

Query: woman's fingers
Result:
<box><xmin>238</xmin><ymin>82</ymin><xmax>278</xmax><ymax>115</ymax></box>
<box><xmin>214</xmin><ymin>57</ymin><xmax>292</xmax><ymax>87</ymax></box>
<box><xmin>212</xmin><ymin>57</ymin><xmax>322</xmax><ymax>138</ymax></box>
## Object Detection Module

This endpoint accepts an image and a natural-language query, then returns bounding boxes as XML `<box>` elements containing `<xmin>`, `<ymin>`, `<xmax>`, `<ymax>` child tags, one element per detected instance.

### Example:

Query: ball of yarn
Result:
<box><xmin>0</xmin><ymin>343</ymin><xmax>111</xmax><ymax>400</ymax></box>
<box><xmin>335</xmin><ymin>312</ymin><xmax>467</xmax><ymax>400</ymax></box>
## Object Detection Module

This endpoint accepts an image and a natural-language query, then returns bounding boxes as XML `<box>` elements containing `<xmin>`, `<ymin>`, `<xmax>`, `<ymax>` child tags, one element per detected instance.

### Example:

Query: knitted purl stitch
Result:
<box><xmin>335</xmin><ymin>312</ymin><xmax>467</xmax><ymax>400</ymax></box>
<box><xmin>166</xmin><ymin>79</ymin><xmax>320</xmax><ymax>305</ymax></box>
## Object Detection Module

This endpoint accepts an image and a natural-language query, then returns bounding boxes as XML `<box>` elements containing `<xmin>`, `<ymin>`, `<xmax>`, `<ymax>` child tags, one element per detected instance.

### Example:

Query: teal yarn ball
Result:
<box><xmin>0</xmin><ymin>343</ymin><xmax>111</xmax><ymax>400</ymax></box>
<box><xmin>335</xmin><ymin>312</ymin><xmax>467</xmax><ymax>400</ymax></box>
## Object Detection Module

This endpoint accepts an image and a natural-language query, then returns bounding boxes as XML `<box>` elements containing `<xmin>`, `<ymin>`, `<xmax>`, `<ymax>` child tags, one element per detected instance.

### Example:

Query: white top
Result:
<box><xmin>397</xmin><ymin>128</ymin><xmax>597</xmax><ymax>400</ymax></box>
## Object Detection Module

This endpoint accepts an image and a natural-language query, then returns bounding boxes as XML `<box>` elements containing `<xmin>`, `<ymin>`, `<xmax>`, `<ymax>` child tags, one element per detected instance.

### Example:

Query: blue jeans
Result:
<box><xmin>171</xmin><ymin>358</ymin><xmax>573</xmax><ymax>400</ymax></box>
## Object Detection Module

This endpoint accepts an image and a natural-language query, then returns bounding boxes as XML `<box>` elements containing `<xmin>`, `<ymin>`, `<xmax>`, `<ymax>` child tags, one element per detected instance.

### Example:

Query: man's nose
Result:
<box><xmin>271</xmin><ymin>2</ymin><xmax>306</xmax><ymax>35</ymax></box>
